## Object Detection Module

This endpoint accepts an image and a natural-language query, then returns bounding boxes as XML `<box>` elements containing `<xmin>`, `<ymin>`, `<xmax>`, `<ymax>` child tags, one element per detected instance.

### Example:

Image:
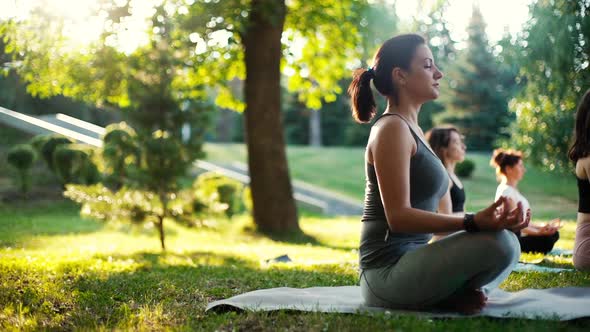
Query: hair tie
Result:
<box><xmin>366</xmin><ymin>67</ymin><xmax>375</xmax><ymax>78</ymax></box>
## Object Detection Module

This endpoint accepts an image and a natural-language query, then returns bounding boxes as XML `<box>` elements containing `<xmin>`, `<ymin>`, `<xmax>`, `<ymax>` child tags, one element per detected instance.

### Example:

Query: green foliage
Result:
<box><xmin>7</xmin><ymin>144</ymin><xmax>35</xmax><ymax>170</ymax></box>
<box><xmin>63</xmin><ymin>180</ymin><xmax>229</xmax><ymax>230</ymax></box>
<box><xmin>29</xmin><ymin>134</ymin><xmax>51</xmax><ymax>155</ymax></box>
<box><xmin>414</xmin><ymin>1</ymin><xmax>457</xmax><ymax>132</ymax></box>
<box><xmin>504</xmin><ymin>0</ymin><xmax>590</xmax><ymax>173</ymax></box>
<box><xmin>438</xmin><ymin>6</ymin><xmax>517</xmax><ymax>150</ymax></box>
<box><xmin>39</xmin><ymin>135</ymin><xmax>74</xmax><ymax>171</ymax></box>
<box><xmin>194</xmin><ymin>172</ymin><xmax>245</xmax><ymax>219</ymax></box>
<box><xmin>7</xmin><ymin>144</ymin><xmax>36</xmax><ymax>194</ymax></box>
<box><xmin>53</xmin><ymin>144</ymin><xmax>101</xmax><ymax>185</ymax></box>
<box><xmin>65</xmin><ymin>184</ymin><xmax>162</xmax><ymax>224</ymax></box>
<box><xmin>455</xmin><ymin>158</ymin><xmax>476</xmax><ymax>178</ymax></box>
<box><xmin>101</xmin><ymin>122</ymin><xmax>140</xmax><ymax>188</ymax></box>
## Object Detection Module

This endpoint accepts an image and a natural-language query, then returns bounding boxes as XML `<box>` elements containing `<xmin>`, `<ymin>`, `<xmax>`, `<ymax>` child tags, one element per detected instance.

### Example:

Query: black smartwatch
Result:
<box><xmin>463</xmin><ymin>213</ymin><xmax>480</xmax><ymax>233</ymax></box>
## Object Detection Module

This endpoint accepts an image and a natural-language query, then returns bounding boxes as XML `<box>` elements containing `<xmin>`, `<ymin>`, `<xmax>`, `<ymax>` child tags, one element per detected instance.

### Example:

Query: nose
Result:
<box><xmin>434</xmin><ymin>66</ymin><xmax>443</xmax><ymax>80</ymax></box>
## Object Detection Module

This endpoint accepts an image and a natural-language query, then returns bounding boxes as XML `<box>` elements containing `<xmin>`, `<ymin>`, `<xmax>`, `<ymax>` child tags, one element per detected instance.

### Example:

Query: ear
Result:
<box><xmin>391</xmin><ymin>67</ymin><xmax>407</xmax><ymax>86</ymax></box>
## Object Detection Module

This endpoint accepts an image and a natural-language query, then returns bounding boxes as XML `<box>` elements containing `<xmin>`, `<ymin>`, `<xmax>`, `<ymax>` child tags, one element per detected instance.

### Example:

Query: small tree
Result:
<box><xmin>66</xmin><ymin>125</ymin><xmax>203</xmax><ymax>251</ymax></box>
<box><xmin>7</xmin><ymin>144</ymin><xmax>36</xmax><ymax>195</ymax></box>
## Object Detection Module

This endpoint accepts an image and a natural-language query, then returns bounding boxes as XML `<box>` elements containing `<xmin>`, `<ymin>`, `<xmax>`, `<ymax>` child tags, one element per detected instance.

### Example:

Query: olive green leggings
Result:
<box><xmin>360</xmin><ymin>230</ymin><xmax>520</xmax><ymax>309</ymax></box>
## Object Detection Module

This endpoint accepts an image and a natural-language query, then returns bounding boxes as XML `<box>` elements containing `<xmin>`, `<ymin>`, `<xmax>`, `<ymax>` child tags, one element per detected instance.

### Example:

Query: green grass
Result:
<box><xmin>1</xmin><ymin>199</ymin><xmax>589</xmax><ymax>331</ymax></box>
<box><xmin>0</xmin><ymin>141</ymin><xmax>587</xmax><ymax>330</ymax></box>
<box><xmin>203</xmin><ymin>144</ymin><xmax>578</xmax><ymax>220</ymax></box>
<box><xmin>203</xmin><ymin>143</ymin><xmax>366</xmax><ymax>201</ymax></box>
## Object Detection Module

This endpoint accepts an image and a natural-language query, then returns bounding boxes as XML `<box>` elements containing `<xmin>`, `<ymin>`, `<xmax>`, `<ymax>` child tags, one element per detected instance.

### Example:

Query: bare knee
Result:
<box><xmin>573</xmin><ymin>252</ymin><xmax>590</xmax><ymax>271</ymax></box>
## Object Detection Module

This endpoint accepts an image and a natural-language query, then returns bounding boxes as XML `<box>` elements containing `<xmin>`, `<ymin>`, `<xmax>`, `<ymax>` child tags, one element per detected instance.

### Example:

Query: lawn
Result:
<box><xmin>203</xmin><ymin>143</ymin><xmax>578</xmax><ymax>220</ymax></box>
<box><xmin>0</xmin><ymin>140</ymin><xmax>588</xmax><ymax>330</ymax></box>
<box><xmin>0</xmin><ymin>199</ymin><xmax>589</xmax><ymax>331</ymax></box>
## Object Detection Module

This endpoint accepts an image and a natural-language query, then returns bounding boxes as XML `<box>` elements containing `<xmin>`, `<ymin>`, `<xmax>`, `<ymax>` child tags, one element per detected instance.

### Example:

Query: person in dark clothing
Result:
<box><xmin>426</xmin><ymin>126</ymin><xmax>466</xmax><ymax>214</ymax></box>
<box><xmin>568</xmin><ymin>88</ymin><xmax>590</xmax><ymax>270</ymax></box>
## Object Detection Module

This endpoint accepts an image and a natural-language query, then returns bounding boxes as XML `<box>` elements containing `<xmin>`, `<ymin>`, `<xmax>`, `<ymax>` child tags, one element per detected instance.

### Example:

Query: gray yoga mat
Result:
<box><xmin>207</xmin><ymin>286</ymin><xmax>590</xmax><ymax>320</ymax></box>
<box><xmin>514</xmin><ymin>263</ymin><xmax>574</xmax><ymax>273</ymax></box>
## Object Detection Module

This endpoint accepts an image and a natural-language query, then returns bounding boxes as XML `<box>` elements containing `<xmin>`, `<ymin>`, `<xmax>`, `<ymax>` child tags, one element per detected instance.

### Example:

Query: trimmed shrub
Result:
<box><xmin>53</xmin><ymin>144</ymin><xmax>101</xmax><ymax>185</ymax></box>
<box><xmin>193</xmin><ymin>172</ymin><xmax>244</xmax><ymax>218</ymax></box>
<box><xmin>39</xmin><ymin>135</ymin><xmax>74</xmax><ymax>171</ymax></box>
<box><xmin>7</xmin><ymin>144</ymin><xmax>36</xmax><ymax>194</ymax></box>
<box><xmin>456</xmin><ymin>158</ymin><xmax>476</xmax><ymax>178</ymax></box>
<box><xmin>102</xmin><ymin>122</ymin><xmax>140</xmax><ymax>187</ymax></box>
<box><xmin>30</xmin><ymin>134</ymin><xmax>51</xmax><ymax>155</ymax></box>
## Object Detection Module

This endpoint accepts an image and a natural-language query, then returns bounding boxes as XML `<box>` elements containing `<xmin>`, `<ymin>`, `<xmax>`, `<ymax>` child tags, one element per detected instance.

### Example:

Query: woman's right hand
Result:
<box><xmin>473</xmin><ymin>196</ymin><xmax>530</xmax><ymax>232</ymax></box>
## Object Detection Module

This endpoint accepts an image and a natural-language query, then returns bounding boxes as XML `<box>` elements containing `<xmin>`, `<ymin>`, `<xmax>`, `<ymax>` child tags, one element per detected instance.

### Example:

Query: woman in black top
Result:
<box><xmin>568</xmin><ymin>88</ymin><xmax>590</xmax><ymax>270</ymax></box>
<box><xmin>426</xmin><ymin>126</ymin><xmax>466</xmax><ymax>214</ymax></box>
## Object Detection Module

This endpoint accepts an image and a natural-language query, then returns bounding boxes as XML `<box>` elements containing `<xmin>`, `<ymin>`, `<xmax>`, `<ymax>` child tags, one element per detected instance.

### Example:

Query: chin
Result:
<box><xmin>424</xmin><ymin>93</ymin><xmax>439</xmax><ymax>102</ymax></box>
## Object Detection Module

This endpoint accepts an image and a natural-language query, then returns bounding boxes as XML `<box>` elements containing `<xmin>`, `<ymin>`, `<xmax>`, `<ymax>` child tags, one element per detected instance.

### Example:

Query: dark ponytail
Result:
<box><xmin>568</xmin><ymin>88</ymin><xmax>590</xmax><ymax>162</ymax></box>
<box><xmin>348</xmin><ymin>68</ymin><xmax>376</xmax><ymax>123</ymax></box>
<box><xmin>348</xmin><ymin>34</ymin><xmax>426</xmax><ymax>124</ymax></box>
<box><xmin>490</xmin><ymin>148</ymin><xmax>522</xmax><ymax>176</ymax></box>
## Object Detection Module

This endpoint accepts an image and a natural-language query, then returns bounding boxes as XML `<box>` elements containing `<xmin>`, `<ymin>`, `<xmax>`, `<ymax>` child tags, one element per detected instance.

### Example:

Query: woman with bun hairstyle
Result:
<box><xmin>568</xmin><ymin>88</ymin><xmax>590</xmax><ymax>271</ymax></box>
<box><xmin>349</xmin><ymin>33</ymin><xmax>529</xmax><ymax>314</ymax></box>
<box><xmin>426</xmin><ymin>126</ymin><xmax>467</xmax><ymax>215</ymax></box>
<box><xmin>491</xmin><ymin>149</ymin><xmax>561</xmax><ymax>254</ymax></box>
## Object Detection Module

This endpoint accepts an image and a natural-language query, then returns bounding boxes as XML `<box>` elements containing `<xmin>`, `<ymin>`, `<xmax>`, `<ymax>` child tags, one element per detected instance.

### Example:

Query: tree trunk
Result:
<box><xmin>309</xmin><ymin>110</ymin><xmax>322</xmax><ymax>147</ymax></box>
<box><xmin>157</xmin><ymin>215</ymin><xmax>166</xmax><ymax>251</ymax></box>
<box><xmin>157</xmin><ymin>192</ymin><xmax>167</xmax><ymax>251</ymax></box>
<box><xmin>243</xmin><ymin>0</ymin><xmax>299</xmax><ymax>233</ymax></box>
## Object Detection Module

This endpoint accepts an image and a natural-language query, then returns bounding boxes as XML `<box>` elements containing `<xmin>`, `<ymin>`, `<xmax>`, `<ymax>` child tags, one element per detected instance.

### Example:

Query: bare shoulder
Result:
<box><xmin>576</xmin><ymin>156</ymin><xmax>590</xmax><ymax>179</ymax></box>
<box><xmin>368</xmin><ymin>115</ymin><xmax>415</xmax><ymax>157</ymax></box>
<box><xmin>370</xmin><ymin>115</ymin><xmax>412</xmax><ymax>144</ymax></box>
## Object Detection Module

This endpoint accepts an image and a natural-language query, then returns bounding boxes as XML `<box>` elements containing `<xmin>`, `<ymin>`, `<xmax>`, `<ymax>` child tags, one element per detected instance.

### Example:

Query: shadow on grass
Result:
<box><xmin>63</xmin><ymin>250</ymin><xmax>356</xmax><ymax>329</ymax></box>
<box><xmin>4</xmin><ymin>250</ymin><xmax>590</xmax><ymax>330</ymax></box>
<box><xmin>243</xmin><ymin>227</ymin><xmax>356</xmax><ymax>251</ymax></box>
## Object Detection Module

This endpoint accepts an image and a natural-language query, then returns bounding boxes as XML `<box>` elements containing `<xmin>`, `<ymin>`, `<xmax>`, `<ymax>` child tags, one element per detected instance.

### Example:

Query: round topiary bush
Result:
<box><xmin>193</xmin><ymin>172</ymin><xmax>245</xmax><ymax>219</ymax></box>
<box><xmin>102</xmin><ymin>122</ymin><xmax>140</xmax><ymax>186</ymax></box>
<box><xmin>30</xmin><ymin>134</ymin><xmax>51</xmax><ymax>155</ymax></box>
<box><xmin>53</xmin><ymin>144</ymin><xmax>101</xmax><ymax>185</ymax></box>
<box><xmin>39</xmin><ymin>135</ymin><xmax>74</xmax><ymax>171</ymax></box>
<box><xmin>7</xmin><ymin>144</ymin><xmax>36</xmax><ymax>194</ymax></box>
<box><xmin>456</xmin><ymin>158</ymin><xmax>476</xmax><ymax>178</ymax></box>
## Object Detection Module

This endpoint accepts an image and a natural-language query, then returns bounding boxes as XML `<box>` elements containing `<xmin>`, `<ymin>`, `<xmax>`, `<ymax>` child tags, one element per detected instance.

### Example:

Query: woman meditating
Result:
<box><xmin>348</xmin><ymin>34</ymin><xmax>529</xmax><ymax>314</ymax></box>
<box><xmin>491</xmin><ymin>149</ymin><xmax>561</xmax><ymax>254</ymax></box>
<box><xmin>426</xmin><ymin>126</ymin><xmax>467</xmax><ymax>215</ymax></box>
<box><xmin>568</xmin><ymin>88</ymin><xmax>590</xmax><ymax>271</ymax></box>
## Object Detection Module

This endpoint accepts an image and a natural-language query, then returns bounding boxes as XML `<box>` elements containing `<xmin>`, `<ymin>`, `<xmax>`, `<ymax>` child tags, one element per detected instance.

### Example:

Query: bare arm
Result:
<box><xmin>371</xmin><ymin>118</ymin><xmax>464</xmax><ymax>233</ymax></box>
<box><xmin>370</xmin><ymin>117</ymin><xmax>529</xmax><ymax>233</ymax></box>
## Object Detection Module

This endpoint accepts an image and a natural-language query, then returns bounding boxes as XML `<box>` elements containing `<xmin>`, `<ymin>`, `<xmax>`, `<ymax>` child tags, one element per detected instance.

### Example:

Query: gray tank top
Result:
<box><xmin>359</xmin><ymin>113</ymin><xmax>449</xmax><ymax>269</ymax></box>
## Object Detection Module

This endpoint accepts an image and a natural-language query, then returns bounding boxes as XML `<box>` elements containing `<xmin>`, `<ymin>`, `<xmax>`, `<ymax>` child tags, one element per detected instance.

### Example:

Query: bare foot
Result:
<box><xmin>434</xmin><ymin>288</ymin><xmax>487</xmax><ymax>315</ymax></box>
